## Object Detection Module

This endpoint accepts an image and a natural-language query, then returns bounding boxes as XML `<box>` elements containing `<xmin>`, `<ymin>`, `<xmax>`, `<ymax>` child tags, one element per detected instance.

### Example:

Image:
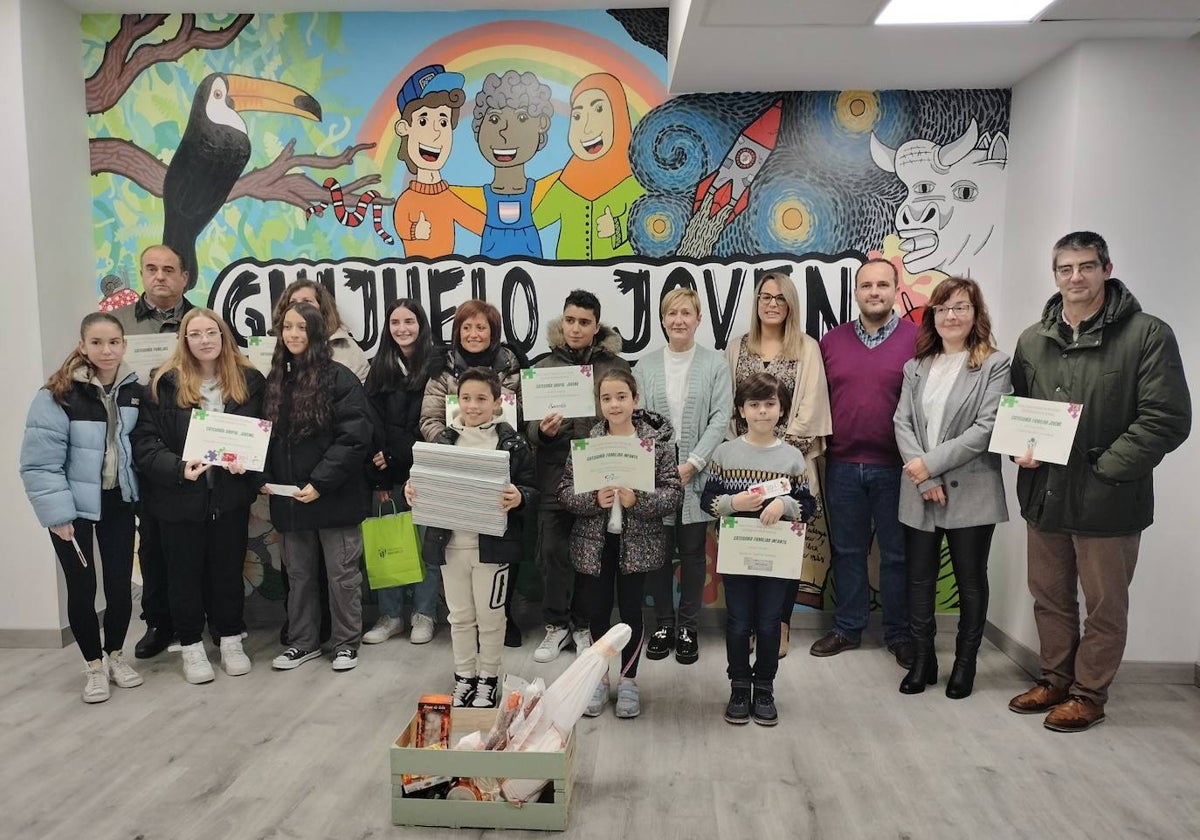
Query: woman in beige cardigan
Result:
<box><xmin>725</xmin><ymin>271</ymin><xmax>832</xmax><ymax>653</ymax></box>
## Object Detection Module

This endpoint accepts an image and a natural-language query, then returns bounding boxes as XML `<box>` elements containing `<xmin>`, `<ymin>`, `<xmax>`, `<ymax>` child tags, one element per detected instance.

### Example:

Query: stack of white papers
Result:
<box><xmin>409</xmin><ymin>442</ymin><xmax>512</xmax><ymax>536</ymax></box>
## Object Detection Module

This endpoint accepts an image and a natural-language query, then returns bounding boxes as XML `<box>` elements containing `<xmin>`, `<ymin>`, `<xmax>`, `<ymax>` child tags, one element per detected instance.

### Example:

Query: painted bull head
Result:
<box><xmin>870</xmin><ymin>119</ymin><xmax>1008</xmax><ymax>276</ymax></box>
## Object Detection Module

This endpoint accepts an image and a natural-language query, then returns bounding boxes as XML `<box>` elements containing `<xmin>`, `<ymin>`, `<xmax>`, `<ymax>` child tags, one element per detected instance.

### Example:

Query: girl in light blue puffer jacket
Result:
<box><xmin>20</xmin><ymin>312</ymin><xmax>143</xmax><ymax>704</ymax></box>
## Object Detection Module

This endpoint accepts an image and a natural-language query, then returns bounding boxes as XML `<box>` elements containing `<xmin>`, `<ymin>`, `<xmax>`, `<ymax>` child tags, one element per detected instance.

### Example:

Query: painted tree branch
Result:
<box><xmin>86</xmin><ymin>13</ymin><xmax>254</xmax><ymax>114</ymax></box>
<box><xmin>228</xmin><ymin>139</ymin><xmax>393</xmax><ymax>208</ymax></box>
<box><xmin>90</xmin><ymin>137</ymin><xmax>166</xmax><ymax>196</ymax></box>
<box><xmin>91</xmin><ymin>136</ymin><xmax>392</xmax><ymax>210</ymax></box>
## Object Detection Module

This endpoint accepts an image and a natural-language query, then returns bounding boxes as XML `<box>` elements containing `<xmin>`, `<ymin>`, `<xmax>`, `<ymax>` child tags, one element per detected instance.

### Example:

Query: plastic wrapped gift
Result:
<box><xmin>500</xmin><ymin>623</ymin><xmax>630</xmax><ymax>804</ymax></box>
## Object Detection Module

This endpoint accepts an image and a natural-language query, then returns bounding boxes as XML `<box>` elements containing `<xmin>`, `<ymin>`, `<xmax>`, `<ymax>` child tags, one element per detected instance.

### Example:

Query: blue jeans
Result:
<box><xmin>724</xmin><ymin>573</ymin><xmax>790</xmax><ymax>686</ymax></box>
<box><xmin>377</xmin><ymin>522</ymin><xmax>442</xmax><ymax>623</ymax></box>
<box><xmin>825</xmin><ymin>460</ymin><xmax>908</xmax><ymax>645</ymax></box>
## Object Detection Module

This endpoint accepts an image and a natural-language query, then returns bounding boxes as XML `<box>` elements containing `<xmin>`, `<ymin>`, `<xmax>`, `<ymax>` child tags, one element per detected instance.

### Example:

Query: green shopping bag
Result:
<box><xmin>361</xmin><ymin>502</ymin><xmax>424</xmax><ymax>589</ymax></box>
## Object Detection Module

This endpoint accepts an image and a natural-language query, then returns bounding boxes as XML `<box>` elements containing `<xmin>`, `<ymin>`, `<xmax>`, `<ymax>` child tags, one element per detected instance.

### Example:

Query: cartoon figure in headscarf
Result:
<box><xmin>471</xmin><ymin>70</ymin><xmax>554</xmax><ymax>259</ymax></box>
<box><xmin>533</xmin><ymin>73</ymin><xmax>645</xmax><ymax>260</ymax></box>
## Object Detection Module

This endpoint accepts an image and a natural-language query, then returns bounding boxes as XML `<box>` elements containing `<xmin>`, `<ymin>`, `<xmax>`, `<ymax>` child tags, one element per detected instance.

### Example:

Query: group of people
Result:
<box><xmin>20</xmin><ymin>230</ymin><xmax>1190</xmax><ymax>736</ymax></box>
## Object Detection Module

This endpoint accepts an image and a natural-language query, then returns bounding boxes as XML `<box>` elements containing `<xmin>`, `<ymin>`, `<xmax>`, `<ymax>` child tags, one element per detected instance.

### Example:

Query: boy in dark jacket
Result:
<box><xmin>406</xmin><ymin>367</ymin><xmax>538</xmax><ymax>708</ymax></box>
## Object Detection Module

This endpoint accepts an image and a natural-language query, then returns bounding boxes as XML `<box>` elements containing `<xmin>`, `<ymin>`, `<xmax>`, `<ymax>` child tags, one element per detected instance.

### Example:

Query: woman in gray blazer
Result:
<box><xmin>893</xmin><ymin>278</ymin><xmax>1011</xmax><ymax>699</ymax></box>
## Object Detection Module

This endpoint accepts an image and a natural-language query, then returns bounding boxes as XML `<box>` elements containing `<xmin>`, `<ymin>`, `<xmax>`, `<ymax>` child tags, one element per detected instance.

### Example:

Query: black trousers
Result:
<box><xmin>159</xmin><ymin>509</ymin><xmax>251</xmax><ymax>646</ymax></box>
<box><xmin>136</xmin><ymin>509</ymin><xmax>172</xmax><ymax>632</ymax></box>
<box><xmin>648</xmin><ymin>519</ymin><xmax>708</xmax><ymax>631</ymax></box>
<box><xmin>576</xmin><ymin>533</ymin><xmax>646</xmax><ymax>678</ymax></box>
<box><xmin>538</xmin><ymin>507</ymin><xmax>584</xmax><ymax>629</ymax></box>
<box><xmin>50</xmin><ymin>489</ymin><xmax>136</xmax><ymax>663</ymax></box>
<box><xmin>904</xmin><ymin>524</ymin><xmax>995</xmax><ymax>659</ymax></box>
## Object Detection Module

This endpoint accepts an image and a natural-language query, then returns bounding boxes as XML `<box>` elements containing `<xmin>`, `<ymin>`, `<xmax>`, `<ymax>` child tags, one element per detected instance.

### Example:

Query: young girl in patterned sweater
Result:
<box><xmin>701</xmin><ymin>372</ymin><xmax>816</xmax><ymax>726</ymax></box>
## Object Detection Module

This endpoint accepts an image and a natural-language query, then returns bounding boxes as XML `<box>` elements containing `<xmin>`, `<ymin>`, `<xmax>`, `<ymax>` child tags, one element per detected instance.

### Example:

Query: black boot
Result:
<box><xmin>899</xmin><ymin>643</ymin><xmax>938</xmax><ymax>694</ymax></box>
<box><xmin>751</xmin><ymin>682</ymin><xmax>778</xmax><ymax>726</ymax></box>
<box><xmin>724</xmin><ymin>680</ymin><xmax>751</xmax><ymax>725</ymax></box>
<box><xmin>945</xmin><ymin>658</ymin><xmax>977</xmax><ymax>699</ymax></box>
<box><xmin>134</xmin><ymin>625</ymin><xmax>175</xmax><ymax>659</ymax></box>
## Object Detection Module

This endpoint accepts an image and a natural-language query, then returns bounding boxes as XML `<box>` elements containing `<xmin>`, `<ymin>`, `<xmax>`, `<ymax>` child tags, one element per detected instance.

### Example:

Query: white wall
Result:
<box><xmin>995</xmin><ymin>39</ymin><xmax>1200</xmax><ymax>666</ymax></box>
<box><xmin>0</xmin><ymin>0</ymin><xmax>96</xmax><ymax>643</ymax></box>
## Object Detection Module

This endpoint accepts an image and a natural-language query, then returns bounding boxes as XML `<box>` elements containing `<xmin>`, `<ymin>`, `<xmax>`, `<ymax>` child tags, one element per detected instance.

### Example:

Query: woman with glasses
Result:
<box><xmin>724</xmin><ymin>272</ymin><xmax>832</xmax><ymax>655</ymax></box>
<box><xmin>132</xmin><ymin>309</ymin><xmax>265</xmax><ymax>684</ymax></box>
<box><xmin>893</xmin><ymin>277</ymin><xmax>1011</xmax><ymax>699</ymax></box>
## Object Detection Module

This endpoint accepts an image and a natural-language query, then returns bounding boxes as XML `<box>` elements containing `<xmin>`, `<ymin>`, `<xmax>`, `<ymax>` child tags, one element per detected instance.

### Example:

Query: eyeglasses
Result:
<box><xmin>185</xmin><ymin>329</ymin><xmax>222</xmax><ymax>340</ymax></box>
<box><xmin>932</xmin><ymin>304</ymin><xmax>974</xmax><ymax>318</ymax></box>
<box><xmin>757</xmin><ymin>293</ymin><xmax>789</xmax><ymax>307</ymax></box>
<box><xmin>1054</xmin><ymin>261</ymin><xmax>1102</xmax><ymax>280</ymax></box>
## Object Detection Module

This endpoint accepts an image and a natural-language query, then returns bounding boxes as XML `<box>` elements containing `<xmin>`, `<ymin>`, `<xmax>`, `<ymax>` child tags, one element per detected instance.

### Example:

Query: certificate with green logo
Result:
<box><xmin>181</xmin><ymin>409</ymin><xmax>272</xmax><ymax>471</ymax></box>
<box><xmin>520</xmin><ymin>365</ymin><xmax>595</xmax><ymax>419</ymax></box>
<box><xmin>989</xmin><ymin>395</ymin><xmax>1082</xmax><ymax>465</ymax></box>
<box><xmin>716</xmin><ymin>517</ymin><xmax>806</xmax><ymax>579</ymax></box>
<box><xmin>569</xmin><ymin>436</ymin><xmax>655</xmax><ymax>493</ymax></box>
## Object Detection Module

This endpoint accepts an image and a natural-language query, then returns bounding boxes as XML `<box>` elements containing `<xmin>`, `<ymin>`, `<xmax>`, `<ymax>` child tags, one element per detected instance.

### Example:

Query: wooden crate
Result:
<box><xmin>390</xmin><ymin>707</ymin><xmax>575</xmax><ymax>831</ymax></box>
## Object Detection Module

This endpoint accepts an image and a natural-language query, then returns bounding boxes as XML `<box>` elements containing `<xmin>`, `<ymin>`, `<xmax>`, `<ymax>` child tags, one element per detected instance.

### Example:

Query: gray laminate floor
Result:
<box><xmin>1</xmin><ymin>616</ymin><xmax>1197</xmax><ymax>840</ymax></box>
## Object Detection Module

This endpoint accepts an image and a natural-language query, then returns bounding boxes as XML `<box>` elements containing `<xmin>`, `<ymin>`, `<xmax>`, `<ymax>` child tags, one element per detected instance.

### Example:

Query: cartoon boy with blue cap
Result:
<box><xmin>392</xmin><ymin>64</ymin><xmax>483</xmax><ymax>259</ymax></box>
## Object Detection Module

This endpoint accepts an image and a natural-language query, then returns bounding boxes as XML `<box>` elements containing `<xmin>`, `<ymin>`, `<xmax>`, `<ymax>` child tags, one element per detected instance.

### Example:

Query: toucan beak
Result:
<box><xmin>224</xmin><ymin>74</ymin><xmax>322</xmax><ymax>121</ymax></box>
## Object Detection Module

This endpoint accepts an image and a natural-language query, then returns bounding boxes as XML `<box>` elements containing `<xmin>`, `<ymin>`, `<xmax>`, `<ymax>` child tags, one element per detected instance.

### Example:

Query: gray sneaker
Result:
<box><xmin>584</xmin><ymin>674</ymin><xmax>609</xmax><ymax>717</ymax></box>
<box><xmin>615</xmin><ymin>677</ymin><xmax>640</xmax><ymax>718</ymax></box>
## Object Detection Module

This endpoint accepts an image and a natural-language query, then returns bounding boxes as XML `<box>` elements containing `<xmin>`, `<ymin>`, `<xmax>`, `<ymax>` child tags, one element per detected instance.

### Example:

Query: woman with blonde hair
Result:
<box><xmin>271</xmin><ymin>278</ymin><xmax>369</xmax><ymax>383</ymax></box>
<box><xmin>21</xmin><ymin>313</ymin><xmax>143</xmax><ymax>702</ymax></box>
<box><xmin>133</xmin><ymin>308</ymin><xmax>265</xmax><ymax>684</ymax></box>
<box><xmin>725</xmin><ymin>271</ymin><xmax>832</xmax><ymax>654</ymax></box>
<box><xmin>893</xmin><ymin>277</ymin><xmax>1011</xmax><ymax>698</ymax></box>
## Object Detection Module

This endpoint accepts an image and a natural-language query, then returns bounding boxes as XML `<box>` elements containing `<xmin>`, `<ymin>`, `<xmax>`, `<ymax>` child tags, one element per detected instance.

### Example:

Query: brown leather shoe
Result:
<box><xmin>1008</xmin><ymin>681</ymin><xmax>1069</xmax><ymax>714</ymax></box>
<box><xmin>1043</xmin><ymin>696</ymin><xmax>1106</xmax><ymax>732</ymax></box>
<box><xmin>809</xmin><ymin>631</ymin><xmax>860</xmax><ymax>657</ymax></box>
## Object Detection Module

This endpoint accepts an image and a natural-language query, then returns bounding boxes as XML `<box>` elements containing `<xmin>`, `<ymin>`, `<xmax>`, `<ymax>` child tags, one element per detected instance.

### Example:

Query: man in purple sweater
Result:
<box><xmin>812</xmin><ymin>258</ymin><xmax>917</xmax><ymax>667</ymax></box>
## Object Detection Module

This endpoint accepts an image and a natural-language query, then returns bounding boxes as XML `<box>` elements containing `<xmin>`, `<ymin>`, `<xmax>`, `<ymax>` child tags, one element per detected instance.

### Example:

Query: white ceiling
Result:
<box><xmin>63</xmin><ymin>0</ymin><xmax>1200</xmax><ymax>92</ymax></box>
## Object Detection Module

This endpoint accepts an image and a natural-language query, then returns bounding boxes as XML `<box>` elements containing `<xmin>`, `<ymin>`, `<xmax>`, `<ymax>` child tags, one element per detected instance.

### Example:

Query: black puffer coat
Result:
<box><xmin>367</xmin><ymin>353</ymin><xmax>446</xmax><ymax>490</ymax></box>
<box><xmin>264</xmin><ymin>362</ymin><xmax>373</xmax><ymax>532</ymax></box>
<box><xmin>132</xmin><ymin>368</ymin><xmax>266</xmax><ymax>522</ymax></box>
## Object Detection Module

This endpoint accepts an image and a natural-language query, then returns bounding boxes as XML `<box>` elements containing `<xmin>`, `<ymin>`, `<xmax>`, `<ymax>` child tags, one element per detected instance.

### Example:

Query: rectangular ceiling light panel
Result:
<box><xmin>875</xmin><ymin>0</ymin><xmax>1055</xmax><ymax>25</ymax></box>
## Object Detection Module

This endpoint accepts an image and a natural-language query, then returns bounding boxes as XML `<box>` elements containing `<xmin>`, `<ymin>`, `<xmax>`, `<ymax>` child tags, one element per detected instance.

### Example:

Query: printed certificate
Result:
<box><xmin>124</xmin><ymin>334</ymin><xmax>177</xmax><ymax>384</ymax></box>
<box><xmin>988</xmin><ymin>395</ymin><xmax>1083</xmax><ymax>466</ymax></box>
<box><xmin>445</xmin><ymin>388</ymin><xmax>518</xmax><ymax>429</ymax></box>
<box><xmin>716</xmin><ymin>517</ymin><xmax>806</xmax><ymax>579</ymax></box>
<box><xmin>569</xmin><ymin>435</ymin><xmax>655</xmax><ymax>493</ymax></box>
<box><xmin>243</xmin><ymin>336</ymin><xmax>276</xmax><ymax>376</ymax></box>
<box><xmin>181</xmin><ymin>409</ymin><xmax>272</xmax><ymax>471</ymax></box>
<box><xmin>520</xmin><ymin>365</ymin><xmax>595</xmax><ymax>419</ymax></box>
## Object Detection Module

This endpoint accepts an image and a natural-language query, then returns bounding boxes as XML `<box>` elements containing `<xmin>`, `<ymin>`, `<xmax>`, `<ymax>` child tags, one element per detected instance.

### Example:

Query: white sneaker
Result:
<box><xmin>572</xmin><ymin>628</ymin><xmax>592</xmax><ymax>654</ymax></box>
<box><xmin>472</xmin><ymin>673</ymin><xmax>499</xmax><ymax>708</ymax></box>
<box><xmin>180</xmin><ymin>642</ymin><xmax>215</xmax><ymax>684</ymax></box>
<box><xmin>363</xmin><ymin>615</ymin><xmax>404</xmax><ymax>645</ymax></box>
<box><xmin>83</xmin><ymin>660</ymin><xmax>110</xmax><ymax>703</ymax></box>
<box><xmin>584</xmin><ymin>674</ymin><xmax>610</xmax><ymax>717</ymax></box>
<box><xmin>219</xmin><ymin>636</ymin><xmax>252</xmax><ymax>676</ymax></box>
<box><xmin>409</xmin><ymin>613</ymin><xmax>435</xmax><ymax>644</ymax></box>
<box><xmin>534</xmin><ymin>625</ymin><xmax>571</xmax><ymax>663</ymax></box>
<box><xmin>106</xmin><ymin>651</ymin><xmax>143</xmax><ymax>688</ymax></box>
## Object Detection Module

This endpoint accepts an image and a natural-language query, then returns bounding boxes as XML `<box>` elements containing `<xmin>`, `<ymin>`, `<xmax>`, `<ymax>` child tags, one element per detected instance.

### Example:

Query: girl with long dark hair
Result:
<box><xmin>263</xmin><ymin>302</ymin><xmax>373</xmax><ymax>672</ymax></box>
<box><xmin>362</xmin><ymin>299</ymin><xmax>446</xmax><ymax>645</ymax></box>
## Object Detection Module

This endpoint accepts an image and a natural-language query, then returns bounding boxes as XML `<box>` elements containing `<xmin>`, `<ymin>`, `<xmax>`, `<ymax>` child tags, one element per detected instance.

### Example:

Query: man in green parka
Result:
<box><xmin>1007</xmin><ymin>231</ymin><xmax>1190</xmax><ymax>733</ymax></box>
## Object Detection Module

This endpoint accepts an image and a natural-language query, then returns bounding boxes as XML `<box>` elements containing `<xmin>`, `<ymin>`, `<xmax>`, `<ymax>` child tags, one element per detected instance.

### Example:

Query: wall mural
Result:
<box><xmin>84</xmin><ymin>10</ymin><xmax>1010</xmax><ymax>615</ymax></box>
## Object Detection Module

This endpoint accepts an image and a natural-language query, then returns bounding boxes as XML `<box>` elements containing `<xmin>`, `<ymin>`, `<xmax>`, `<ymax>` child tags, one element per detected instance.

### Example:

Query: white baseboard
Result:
<box><xmin>0</xmin><ymin>625</ymin><xmax>73</xmax><ymax>649</ymax></box>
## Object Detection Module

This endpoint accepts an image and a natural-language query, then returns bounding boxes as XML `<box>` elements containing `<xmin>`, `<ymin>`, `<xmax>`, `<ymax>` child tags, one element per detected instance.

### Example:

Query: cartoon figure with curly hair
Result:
<box><xmin>472</xmin><ymin>70</ymin><xmax>554</xmax><ymax>259</ymax></box>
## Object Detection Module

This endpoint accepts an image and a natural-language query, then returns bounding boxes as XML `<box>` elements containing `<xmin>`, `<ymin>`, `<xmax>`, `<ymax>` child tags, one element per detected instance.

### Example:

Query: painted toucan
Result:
<box><xmin>162</xmin><ymin>73</ymin><xmax>322</xmax><ymax>287</ymax></box>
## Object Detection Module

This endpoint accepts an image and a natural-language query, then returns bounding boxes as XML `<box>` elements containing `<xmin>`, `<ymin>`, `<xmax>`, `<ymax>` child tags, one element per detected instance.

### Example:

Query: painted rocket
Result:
<box><xmin>692</xmin><ymin>98</ymin><xmax>783</xmax><ymax>222</ymax></box>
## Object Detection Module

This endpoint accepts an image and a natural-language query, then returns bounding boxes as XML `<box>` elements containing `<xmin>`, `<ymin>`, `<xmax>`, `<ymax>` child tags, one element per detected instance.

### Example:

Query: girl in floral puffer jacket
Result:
<box><xmin>558</xmin><ymin>369</ymin><xmax>682</xmax><ymax>720</ymax></box>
